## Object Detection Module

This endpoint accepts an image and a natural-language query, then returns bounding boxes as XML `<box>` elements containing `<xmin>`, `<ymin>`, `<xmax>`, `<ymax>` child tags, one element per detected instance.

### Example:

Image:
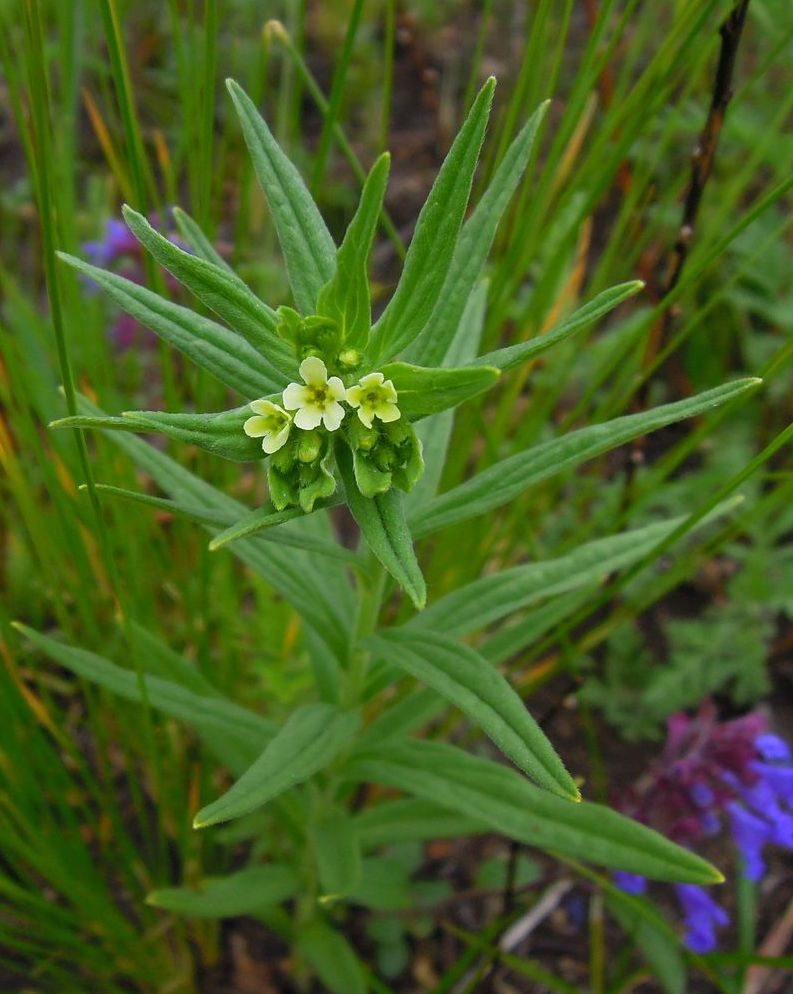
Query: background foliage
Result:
<box><xmin>1</xmin><ymin>1</ymin><xmax>792</xmax><ymax>991</ymax></box>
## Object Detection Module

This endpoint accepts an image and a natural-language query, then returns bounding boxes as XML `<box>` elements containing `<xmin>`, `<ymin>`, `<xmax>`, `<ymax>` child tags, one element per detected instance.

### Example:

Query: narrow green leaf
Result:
<box><xmin>607</xmin><ymin>894</ymin><xmax>686</xmax><ymax>994</ymax></box>
<box><xmin>194</xmin><ymin>703</ymin><xmax>361</xmax><ymax>828</ymax></box>
<box><xmin>412</xmin><ymin>500</ymin><xmax>741</xmax><ymax>637</ymax></box>
<box><xmin>297</xmin><ymin>921</ymin><xmax>368</xmax><ymax>994</ymax></box>
<box><xmin>317</xmin><ymin>153</ymin><xmax>390</xmax><ymax>349</ymax></box>
<box><xmin>346</xmin><ymin>740</ymin><xmax>723</xmax><ymax>884</ymax></box>
<box><xmin>337</xmin><ymin>443</ymin><xmax>426</xmax><ymax>609</ymax></box>
<box><xmin>473</xmin><ymin>280</ymin><xmax>644</xmax><ymax>373</ymax></box>
<box><xmin>147</xmin><ymin>865</ymin><xmax>299</xmax><ymax>918</ymax></box>
<box><xmin>412</xmin><ymin>379</ymin><xmax>761</xmax><ymax>537</ymax></box>
<box><xmin>86</xmin><ymin>484</ymin><xmax>356</xmax><ymax>563</ymax></box>
<box><xmin>355</xmin><ymin>798</ymin><xmax>487</xmax><ymax>849</ymax></box>
<box><xmin>122</xmin><ymin>205</ymin><xmax>296</xmax><ymax>376</ymax></box>
<box><xmin>408</xmin><ymin>101</ymin><xmax>549</xmax><ymax>367</ymax></box>
<box><xmin>52</xmin><ymin>405</ymin><xmax>262</xmax><ymax>462</ymax></box>
<box><xmin>409</xmin><ymin>279</ymin><xmax>489</xmax><ymax>505</ymax></box>
<box><xmin>381</xmin><ymin>361</ymin><xmax>500</xmax><ymax>419</ymax></box>
<box><xmin>172</xmin><ymin>205</ymin><xmax>237</xmax><ymax>275</ymax></box>
<box><xmin>226</xmin><ymin>78</ymin><xmax>336</xmax><ymax>313</ymax></box>
<box><xmin>207</xmin><ymin>497</ymin><xmax>343</xmax><ymax>551</ymax></box>
<box><xmin>13</xmin><ymin>623</ymin><xmax>272</xmax><ymax>772</ymax></box>
<box><xmin>367</xmin><ymin>629</ymin><xmax>579</xmax><ymax>799</ymax></box>
<box><xmin>371</xmin><ymin>77</ymin><xmax>497</xmax><ymax>361</ymax></box>
<box><xmin>58</xmin><ymin>252</ymin><xmax>283</xmax><ymax>396</ymax></box>
<box><xmin>312</xmin><ymin>812</ymin><xmax>363</xmax><ymax>899</ymax></box>
<box><xmin>75</xmin><ymin>395</ymin><xmax>355</xmax><ymax>664</ymax></box>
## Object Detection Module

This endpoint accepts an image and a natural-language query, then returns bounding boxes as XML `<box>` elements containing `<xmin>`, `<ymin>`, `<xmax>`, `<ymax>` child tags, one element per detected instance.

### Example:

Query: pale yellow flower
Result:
<box><xmin>282</xmin><ymin>357</ymin><xmax>346</xmax><ymax>431</ymax></box>
<box><xmin>243</xmin><ymin>399</ymin><xmax>293</xmax><ymax>454</ymax></box>
<box><xmin>346</xmin><ymin>371</ymin><xmax>400</xmax><ymax>429</ymax></box>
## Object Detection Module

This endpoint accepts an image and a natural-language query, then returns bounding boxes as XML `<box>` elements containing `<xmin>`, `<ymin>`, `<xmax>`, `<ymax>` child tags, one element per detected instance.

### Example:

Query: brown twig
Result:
<box><xmin>639</xmin><ymin>0</ymin><xmax>751</xmax><ymax>396</ymax></box>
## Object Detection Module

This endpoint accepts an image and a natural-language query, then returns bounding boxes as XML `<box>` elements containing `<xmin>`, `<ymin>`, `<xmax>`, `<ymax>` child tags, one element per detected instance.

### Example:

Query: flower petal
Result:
<box><xmin>355</xmin><ymin>406</ymin><xmax>374</xmax><ymax>429</ymax></box>
<box><xmin>294</xmin><ymin>406</ymin><xmax>323</xmax><ymax>430</ymax></box>
<box><xmin>376</xmin><ymin>403</ymin><xmax>401</xmax><ymax>423</ymax></box>
<box><xmin>299</xmin><ymin>355</ymin><xmax>328</xmax><ymax>385</ymax></box>
<box><xmin>322</xmin><ymin>402</ymin><xmax>346</xmax><ymax>432</ymax></box>
<box><xmin>243</xmin><ymin>415</ymin><xmax>269</xmax><ymax>437</ymax></box>
<box><xmin>346</xmin><ymin>384</ymin><xmax>363</xmax><ymax>408</ymax></box>
<box><xmin>263</xmin><ymin>422</ymin><xmax>291</xmax><ymax>454</ymax></box>
<box><xmin>283</xmin><ymin>382</ymin><xmax>309</xmax><ymax>410</ymax></box>
<box><xmin>327</xmin><ymin>376</ymin><xmax>346</xmax><ymax>401</ymax></box>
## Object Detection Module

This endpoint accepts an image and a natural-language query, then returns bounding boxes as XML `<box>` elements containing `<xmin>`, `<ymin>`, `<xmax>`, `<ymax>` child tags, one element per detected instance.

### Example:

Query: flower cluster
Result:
<box><xmin>613</xmin><ymin>701</ymin><xmax>793</xmax><ymax>953</ymax></box>
<box><xmin>244</xmin><ymin>354</ymin><xmax>421</xmax><ymax>512</ymax></box>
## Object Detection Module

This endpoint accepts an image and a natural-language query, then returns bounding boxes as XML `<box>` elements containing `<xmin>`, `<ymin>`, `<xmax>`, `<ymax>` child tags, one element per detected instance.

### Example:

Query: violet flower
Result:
<box><xmin>674</xmin><ymin>884</ymin><xmax>730</xmax><ymax>954</ymax></box>
<box><xmin>612</xmin><ymin>702</ymin><xmax>793</xmax><ymax>952</ymax></box>
<box><xmin>81</xmin><ymin>212</ymin><xmax>190</xmax><ymax>351</ymax></box>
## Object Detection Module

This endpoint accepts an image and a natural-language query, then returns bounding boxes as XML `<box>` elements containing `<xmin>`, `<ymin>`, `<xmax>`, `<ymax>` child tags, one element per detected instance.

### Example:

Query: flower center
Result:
<box><xmin>308</xmin><ymin>385</ymin><xmax>330</xmax><ymax>406</ymax></box>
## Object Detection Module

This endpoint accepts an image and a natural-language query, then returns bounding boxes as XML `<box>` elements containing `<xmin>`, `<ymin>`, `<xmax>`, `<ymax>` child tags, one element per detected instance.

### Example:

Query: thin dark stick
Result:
<box><xmin>633</xmin><ymin>0</ymin><xmax>752</xmax><ymax>429</ymax></box>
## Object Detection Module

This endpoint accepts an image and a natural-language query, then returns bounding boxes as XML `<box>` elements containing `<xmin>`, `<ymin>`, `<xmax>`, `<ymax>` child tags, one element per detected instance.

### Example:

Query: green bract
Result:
<box><xmin>38</xmin><ymin>78</ymin><xmax>760</xmax><ymax>963</ymax></box>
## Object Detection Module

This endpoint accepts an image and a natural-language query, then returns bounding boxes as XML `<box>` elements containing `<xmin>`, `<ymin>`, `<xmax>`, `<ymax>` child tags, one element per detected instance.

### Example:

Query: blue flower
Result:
<box><xmin>726</xmin><ymin>802</ymin><xmax>769</xmax><ymax>881</ymax></box>
<box><xmin>674</xmin><ymin>884</ymin><xmax>729</xmax><ymax>954</ymax></box>
<box><xmin>613</xmin><ymin>870</ymin><xmax>647</xmax><ymax>895</ymax></box>
<box><xmin>83</xmin><ymin>218</ymin><xmax>138</xmax><ymax>266</ymax></box>
<box><xmin>755</xmin><ymin>734</ymin><xmax>792</xmax><ymax>762</ymax></box>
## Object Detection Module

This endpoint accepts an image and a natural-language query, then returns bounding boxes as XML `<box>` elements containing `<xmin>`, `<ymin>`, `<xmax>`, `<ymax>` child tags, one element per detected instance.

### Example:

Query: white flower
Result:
<box><xmin>346</xmin><ymin>371</ymin><xmax>400</xmax><ymax>429</ymax></box>
<box><xmin>282</xmin><ymin>356</ymin><xmax>346</xmax><ymax>431</ymax></box>
<box><xmin>243</xmin><ymin>399</ymin><xmax>292</xmax><ymax>454</ymax></box>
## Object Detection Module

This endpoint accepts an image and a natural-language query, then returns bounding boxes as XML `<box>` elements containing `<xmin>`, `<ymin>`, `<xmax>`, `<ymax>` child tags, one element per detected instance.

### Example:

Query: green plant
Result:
<box><xmin>12</xmin><ymin>74</ymin><xmax>767</xmax><ymax>992</ymax></box>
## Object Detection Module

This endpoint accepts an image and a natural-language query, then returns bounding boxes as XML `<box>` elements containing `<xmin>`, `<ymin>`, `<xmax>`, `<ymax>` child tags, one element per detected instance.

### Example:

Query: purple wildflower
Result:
<box><xmin>83</xmin><ymin>218</ymin><xmax>140</xmax><ymax>266</ymax></box>
<box><xmin>613</xmin><ymin>702</ymin><xmax>793</xmax><ymax>952</ymax></box>
<box><xmin>81</xmin><ymin>212</ymin><xmax>190</xmax><ymax>352</ymax></box>
<box><xmin>674</xmin><ymin>884</ymin><xmax>729</xmax><ymax>954</ymax></box>
<box><xmin>755</xmin><ymin>734</ymin><xmax>791</xmax><ymax>762</ymax></box>
<box><xmin>613</xmin><ymin>870</ymin><xmax>647</xmax><ymax>895</ymax></box>
<box><xmin>726</xmin><ymin>802</ymin><xmax>769</xmax><ymax>881</ymax></box>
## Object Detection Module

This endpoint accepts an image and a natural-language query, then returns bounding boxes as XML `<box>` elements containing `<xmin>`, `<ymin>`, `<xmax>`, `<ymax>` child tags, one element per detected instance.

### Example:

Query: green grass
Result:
<box><xmin>1</xmin><ymin>0</ymin><xmax>792</xmax><ymax>991</ymax></box>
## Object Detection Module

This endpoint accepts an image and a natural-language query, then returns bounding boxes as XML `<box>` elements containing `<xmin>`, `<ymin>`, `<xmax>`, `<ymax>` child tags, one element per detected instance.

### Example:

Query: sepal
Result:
<box><xmin>268</xmin><ymin>431</ymin><xmax>337</xmax><ymax>513</ymax></box>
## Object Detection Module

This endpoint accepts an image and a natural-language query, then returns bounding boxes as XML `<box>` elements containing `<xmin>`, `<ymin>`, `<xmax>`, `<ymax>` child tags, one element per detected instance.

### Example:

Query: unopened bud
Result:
<box><xmin>297</xmin><ymin>431</ymin><xmax>322</xmax><ymax>464</ymax></box>
<box><xmin>338</xmin><ymin>348</ymin><xmax>361</xmax><ymax>370</ymax></box>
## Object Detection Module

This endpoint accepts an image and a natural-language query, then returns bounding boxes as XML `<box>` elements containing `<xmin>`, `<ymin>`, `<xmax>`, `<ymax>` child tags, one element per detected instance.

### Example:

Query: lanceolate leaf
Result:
<box><xmin>147</xmin><ymin>865</ymin><xmax>299</xmax><ymax>918</ymax></box>
<box><xmin>227</xmin><ymin>78</ymin><xmax>336</xmax><ymax>313</ymax></box>
<box><xmin>381</xmin><ymin>361</ymin><xmax>500</xmax><ymax>419</ymax></box>
<box><xmin>410</xmin><ymin>279</ymin><xmax>489</xmax><ymax>505</ymax></box>
<box><xmin>338</xmin><ymin>443</ymin><xmax>426</xmax><ymax>609</ymax></box>
<box><xmin>297</xmin><ymin>921</ymin><xmax>368</xmax><ymax>994</ymax></box>
<box><xmin>171</xmin><ymin>205</ymin><xmax>238</xmax><ymax>275</ymax></box>
<box><xmin>52</xmin><ymin>406</ymin><xmax>263</xmax><ymax>462</ymax></box>
<box><xmin>412</xmin><ymin>379</ymin><xmax>761</xmax><ymax>538</ymax></box>
<box><xmin>408</xmin><ymin>101</ymin><xmax>549</xmax><ymax>367</ymax></box>
<box><xmin>355</xmin><ymin>798</ymin><xmax>487</xmax><ymax>849</ymax></box>
<box><xmin>87</xmin><ymin>484</ymin><xmax>355</xmax><ymax>562</ymax></box>
<box><xmin>371</xmin><ymin>78</ymin><xmax>497</xmax><ymax>362</ymax></box>
<box><xmin>472</xmin><ymin>280</ymin><xmax>644</xmax><ymax>373</ymax></box>
<box><xmin>346</xmin><ymin>740</ymin><xmax>723</xmax><ymax>884</ymax></box>
<box><xmin>75</xmin><ymin>395</ymin><xmax>355</xmax><ymax>663</ymax></box>
<box><xmin>411</xmin><ymin>500</ymin><xmax>741</xmax><ymax>637</ymax></box>
<box><xmin>58</xmin><ymin>252</ymin><xmax>283</xmax><ymax>396</ymax></box>
<box><xmin>317</xmin><ymin>153</ymin><xmax>390</xmax><ymax>349</ymax></box>
<box><xmin>312</xmin><ymin>812</ymin><xmax>363</xmax><ymax>898</ymax></box>
<box><xmin>207</xmin><ymin>496</ymin><xmax>344</xmax><ymax>551</ymax></box>
<box><xmin>367</xmin><ymin>629</ymin><xmax>578</xmax><ymax>799</ymax></box>
<box><xmin>122</xmin><ymin>206</ymin><xmax>296</xmax><ymax>377</ymax></box>
<box><xmin>13</xmin><ymin>623</ymin><xmax>272</xmax><ymax>773</ymax></box>
<box><xmin>194</xmin><ymin>703</ymin><xmax>361</xmax><ymax>828</ymax></box>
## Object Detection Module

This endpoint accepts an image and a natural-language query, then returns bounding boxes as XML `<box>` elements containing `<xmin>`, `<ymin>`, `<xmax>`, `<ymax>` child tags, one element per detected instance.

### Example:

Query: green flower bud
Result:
<box><xmin>347</xmin><ymin>418</ymin><xmax>378</xmax><ymax>452</ymax></box>
<box><xmin>297</xmin><ymin>430</ymin><xmax>323</xmax><ymax>464</ymax></box>
<box><xmin>338</xmin><ymin>348</ymin><xmax>361</xmax><ymax>371</ymax></box>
